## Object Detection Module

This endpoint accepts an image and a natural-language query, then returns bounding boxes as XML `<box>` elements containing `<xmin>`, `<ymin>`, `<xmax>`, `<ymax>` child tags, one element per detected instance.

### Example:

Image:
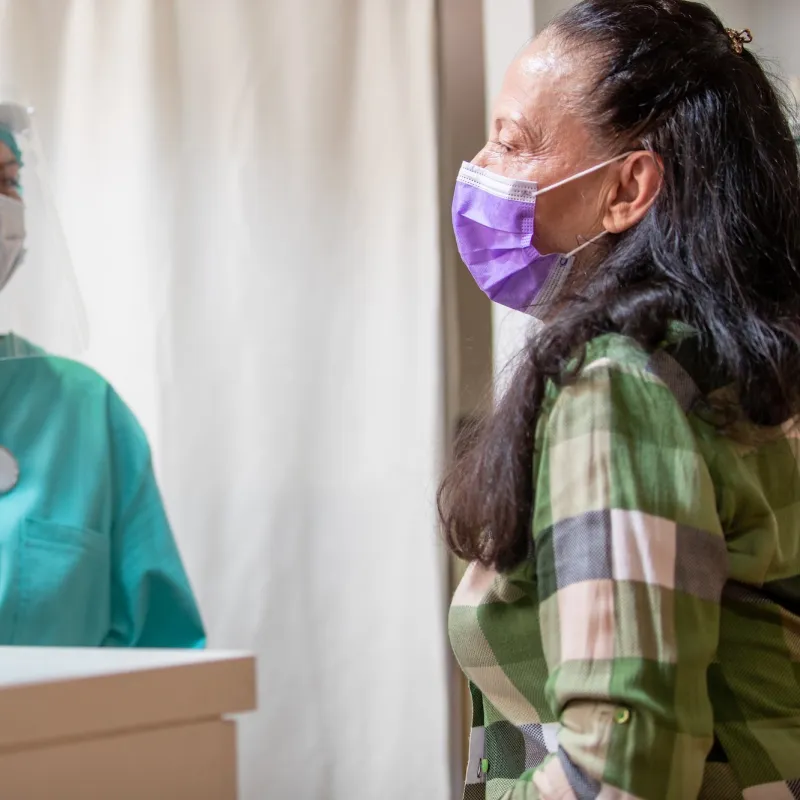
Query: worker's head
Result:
<box><xmin>0</xmin><ymin>128</ymin><xmax>22</xmax><ymax>201</ymax></box>
<box><xmin>0</xmin><ymin>102</ymin><xmax>88</xmax><ymax>360</ymax></box>
<box><xmin>0</xmin><ymin>118</ymin><xmax>26</xmax><ymax>302</ymax></box>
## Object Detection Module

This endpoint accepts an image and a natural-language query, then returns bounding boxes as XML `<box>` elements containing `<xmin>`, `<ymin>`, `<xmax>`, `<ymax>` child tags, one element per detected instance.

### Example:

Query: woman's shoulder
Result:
<box><xmin>581</xmin><ymin>332</ymin><xmax>652</xmax><ymax>374</ymax></box>
<box><xmin>572</xmin><ymin>331</ymin><xmax>679</xmax><ymax>390</ymax></box>
<box><xmin>547</xmin><ymin>330</ymin><xmax>705</xmax><ymax>419</ymax></box>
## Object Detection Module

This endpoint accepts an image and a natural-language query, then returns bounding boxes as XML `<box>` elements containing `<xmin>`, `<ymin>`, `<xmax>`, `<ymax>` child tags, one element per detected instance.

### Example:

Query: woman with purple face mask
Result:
<box><xmin>441</xmin><ymin>2</ymin><xmax>800</xmax><ymax>798</ymax></box>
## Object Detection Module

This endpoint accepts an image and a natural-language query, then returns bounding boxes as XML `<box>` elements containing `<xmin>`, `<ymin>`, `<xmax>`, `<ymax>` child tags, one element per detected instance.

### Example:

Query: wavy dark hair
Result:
<box><xmin>439</xmin><ymin>0</ymin><xmax>800</xmax><ymax>572</ymax></box>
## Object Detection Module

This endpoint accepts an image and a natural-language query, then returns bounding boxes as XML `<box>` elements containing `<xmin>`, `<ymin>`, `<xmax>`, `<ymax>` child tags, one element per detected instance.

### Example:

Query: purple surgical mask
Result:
<box><xmin>451</xmin><ymin>154</ymin><xmax>630</xmax><ymax>316</ymax></box>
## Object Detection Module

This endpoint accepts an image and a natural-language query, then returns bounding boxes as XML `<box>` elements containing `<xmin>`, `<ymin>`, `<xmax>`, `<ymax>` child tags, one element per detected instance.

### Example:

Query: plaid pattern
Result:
<box><xmin>449</xmin><ymin>333</ymin><xmax>800</xmax><ymax>799</ymax></box>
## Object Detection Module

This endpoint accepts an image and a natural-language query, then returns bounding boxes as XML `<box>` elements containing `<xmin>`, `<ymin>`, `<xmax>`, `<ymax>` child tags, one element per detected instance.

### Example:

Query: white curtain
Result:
<box><xmin>0</xmin><ymin>1</ymin><xmax>451</xmax><ymax>797</ymax></box>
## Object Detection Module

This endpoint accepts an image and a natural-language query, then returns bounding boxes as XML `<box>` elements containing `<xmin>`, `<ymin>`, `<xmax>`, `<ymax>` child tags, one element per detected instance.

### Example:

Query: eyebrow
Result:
<box><xmin>493</xmin><ymin>113</ymin><xmax>518</xmax><ymax>128</ymax></box>
<box><xmin>494</xmin><ymin>114</ymin><xmax>543</xmax><ymax>150</ymax></box>
<box><xmin>491</xmin><ymin>115</ymin><xmax>524</xmax><ymax>139</ymax></box>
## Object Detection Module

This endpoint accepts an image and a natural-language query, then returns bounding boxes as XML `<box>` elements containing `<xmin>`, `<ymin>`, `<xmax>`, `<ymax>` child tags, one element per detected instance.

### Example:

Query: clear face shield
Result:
<box><xmin>0</xmin><ymin>102</ymin><xmax>88</xmax><ymax>360</ymax></box>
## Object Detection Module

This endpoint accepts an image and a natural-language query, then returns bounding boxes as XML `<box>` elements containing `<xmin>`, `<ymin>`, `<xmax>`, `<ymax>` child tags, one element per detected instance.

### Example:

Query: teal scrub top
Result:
<box><xmin>0</xmin><ymin>337</ymin><xmax>206</xmax><ymax>647</ymax></box>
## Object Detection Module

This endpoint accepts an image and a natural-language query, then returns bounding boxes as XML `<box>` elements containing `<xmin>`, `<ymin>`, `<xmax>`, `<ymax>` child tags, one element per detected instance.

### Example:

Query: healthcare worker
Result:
<box><xmin>0</xmin><ymin>102</ymin><xmax>205</xmax><ymax>647</ymax></box>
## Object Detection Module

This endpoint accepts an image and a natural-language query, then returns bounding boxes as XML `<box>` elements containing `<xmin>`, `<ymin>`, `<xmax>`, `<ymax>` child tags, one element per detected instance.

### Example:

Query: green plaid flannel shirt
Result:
<box><xmin>449</xmin><ymin>332</ymin><xmax>800</xmax><ymax>800</ymax></box>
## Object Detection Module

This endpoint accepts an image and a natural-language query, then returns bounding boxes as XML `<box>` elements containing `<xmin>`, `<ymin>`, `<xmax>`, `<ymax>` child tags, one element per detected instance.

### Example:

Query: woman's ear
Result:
<box><xmin>603</xmin><ymin>151</ymin><xmax>663</xmax><ymax>233</ymax></box>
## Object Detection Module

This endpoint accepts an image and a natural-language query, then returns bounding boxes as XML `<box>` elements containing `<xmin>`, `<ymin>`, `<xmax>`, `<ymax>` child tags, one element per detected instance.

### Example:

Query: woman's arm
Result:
<box><xmin>506</xmin><ymin>358</ymin><xmax>726</xmax><ymax>799</ymax></box>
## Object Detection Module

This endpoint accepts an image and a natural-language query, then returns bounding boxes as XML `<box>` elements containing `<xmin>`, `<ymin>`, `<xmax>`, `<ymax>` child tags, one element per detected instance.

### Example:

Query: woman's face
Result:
<box><xmin>0</xmin><ymin>141</ymin><xmax>20</xmax><ymax>201</ymax></box>
<box><xmin>473</xmin><ymin>31</ymin><xmax>618</xmax><ymax>258</ymax></box>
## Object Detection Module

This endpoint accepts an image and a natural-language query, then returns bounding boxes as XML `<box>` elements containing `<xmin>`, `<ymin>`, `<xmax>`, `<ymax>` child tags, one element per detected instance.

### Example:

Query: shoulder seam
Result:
<box><xmin>579</xmin><ymin>350</ymin><xmax>700</xmax><ymax>414</ymax></box>
<box><xmin>643</xmin><ymin>349</ymin><xmax>702</xmax><ymax>413</ymax></box>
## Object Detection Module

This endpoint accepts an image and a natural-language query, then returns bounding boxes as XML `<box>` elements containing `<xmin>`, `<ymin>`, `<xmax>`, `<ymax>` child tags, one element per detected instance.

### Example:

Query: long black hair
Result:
<box><xmin>439</xmin><ymin>0</ymin><xmax>800</xmax><ymax>572</ymax></box>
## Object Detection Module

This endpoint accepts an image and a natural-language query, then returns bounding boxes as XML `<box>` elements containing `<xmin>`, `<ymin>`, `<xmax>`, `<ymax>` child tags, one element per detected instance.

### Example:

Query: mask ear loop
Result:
<box><xmin>538</xmin><ymin>152</ymin><xmax>633</xmax><ymax>257</ymax></box>
<box><xmin>566</xmin><ymin>228</ymin><xmax>609</xmax><ymax>258</ymax></box>
<box><xmin>528</xmin><ymin>228</ymin><xmax>611</xmax><ymax>319</ymax></box>
<box><xmin>534</xmin><ymin>151</ymin><xmax>634</xmax><ymax>197</ymax></box>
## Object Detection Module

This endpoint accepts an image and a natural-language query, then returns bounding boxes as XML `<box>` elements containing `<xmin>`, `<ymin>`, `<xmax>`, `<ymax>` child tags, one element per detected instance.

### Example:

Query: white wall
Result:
<box><xmin>707</xmin><ymin>0</ymin><xmax>752</xmax><ymax>31</ymax></box>
<box><xmin>535</xmin><ymin>1</ymin><xmax>755</xmax><ymax>36</ymax></box>
<box><xmin>533</xmin><ymin>0</ymin><xmax>571</xmax><ymax>29</ymax></box>
<box><xmin>481</xmin><ymin>0</ymin><xmax>536</xmax><ymax>116</ymax></box>
<box><xmin>749</xmin><ymin>1</ymin><xmax>800</xmax><ymax>84</ymax></box>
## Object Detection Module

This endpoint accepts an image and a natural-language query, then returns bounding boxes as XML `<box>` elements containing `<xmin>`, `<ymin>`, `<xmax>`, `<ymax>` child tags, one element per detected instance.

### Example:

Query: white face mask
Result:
<box><xmin>0</xmin><ymin>194</ymin><xmax>25</xmax><ymax>292</ymax></box>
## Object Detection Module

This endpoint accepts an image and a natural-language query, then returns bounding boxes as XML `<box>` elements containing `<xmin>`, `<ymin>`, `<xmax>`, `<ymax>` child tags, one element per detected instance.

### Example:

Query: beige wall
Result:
<box><xmin>440</xmin><ymin>0</ymin><xmax>494</xmax><ymax>430</ymax></box>
<box><xmin>437</xmin><ymin>1</ymin><xmax>491</xmax><ymax>793</ymax></box>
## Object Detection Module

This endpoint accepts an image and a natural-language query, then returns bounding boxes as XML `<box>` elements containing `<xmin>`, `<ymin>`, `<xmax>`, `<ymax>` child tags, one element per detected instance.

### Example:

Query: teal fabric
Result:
<box><xmin>0</xmin><ymin>338</ymin><xmax>205</xmax><ymax>647</ymax></box>
<box><xmin>0</xmin><ymin>127</ymin><xmax>22</xmax><ymax>167</ymax></box>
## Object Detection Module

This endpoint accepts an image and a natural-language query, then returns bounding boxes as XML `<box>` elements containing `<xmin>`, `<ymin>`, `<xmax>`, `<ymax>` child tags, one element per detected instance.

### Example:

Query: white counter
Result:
<box><xmin>0</xmin><ymin>647</ymin><xmax>256</xmax><ymax>799</ymax></box>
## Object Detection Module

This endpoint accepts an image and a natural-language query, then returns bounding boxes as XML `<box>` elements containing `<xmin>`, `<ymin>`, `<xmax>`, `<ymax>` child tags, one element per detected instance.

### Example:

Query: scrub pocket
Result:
<box><xmin>12</xmin><ymin>518</ymin><xmax>111</xmax><ymax>646</ymax></box>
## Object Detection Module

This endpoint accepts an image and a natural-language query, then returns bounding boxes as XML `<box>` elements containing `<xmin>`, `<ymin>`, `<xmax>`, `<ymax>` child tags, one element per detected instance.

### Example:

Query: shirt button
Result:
<box><xmin>614</xmin><ymin>708</ymin><xmax>631</xmax><ymax>725</ymax></box>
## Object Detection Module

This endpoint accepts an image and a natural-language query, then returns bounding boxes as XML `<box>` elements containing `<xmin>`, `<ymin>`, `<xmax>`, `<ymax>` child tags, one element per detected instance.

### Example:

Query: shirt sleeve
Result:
<box><xmin>102</xmin><ymin>387</ymin><xmax>206</xmax><ymax>649</ymax></box>
<box><xmin>503</xmin><ymin>359</ymin><xmax>727</xmax><ymax>799</ymax></box>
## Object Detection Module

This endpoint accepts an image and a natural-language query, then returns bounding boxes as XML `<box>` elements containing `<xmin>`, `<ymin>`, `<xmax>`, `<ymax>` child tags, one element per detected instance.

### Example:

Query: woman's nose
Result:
<box><xmin>471</xmin><ymin>150</ymin><xmax>490</xmax><ymax>169</ymax></box>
